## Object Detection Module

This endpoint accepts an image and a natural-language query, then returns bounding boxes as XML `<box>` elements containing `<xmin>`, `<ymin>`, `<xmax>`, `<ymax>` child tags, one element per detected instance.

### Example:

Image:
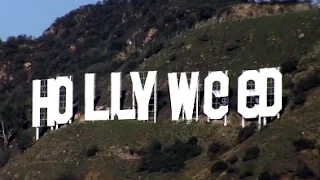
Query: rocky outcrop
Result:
<box><xmin>217</xmin><ymin>3</ymin><xmax>311</xmax><ymax>22</ymax></box>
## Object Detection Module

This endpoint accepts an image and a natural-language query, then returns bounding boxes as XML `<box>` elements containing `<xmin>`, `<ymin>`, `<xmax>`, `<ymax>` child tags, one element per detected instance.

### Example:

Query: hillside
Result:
<box><xmin>0</xmin><ymin>120</ymin><xmax>241</xmax><ymax>180</ymax></box>
<box><xmin>0</xmin><ymin>0</ymin><xmax>320</xmax><ymax>180</ymax></box>
<box><xmin>0</xmin><ymin>0</ymin><xmax>244</xmax><ymax>164</ymax></box>
<box><xmin>109</xmin><ymin>8</ymin><xmax>320</xmax><ymax>120</ymax></box>
<box><xmin>0</xmin><ymin>0</ymin><xmax>242</xmax><ymax>109</ymax></box>
<box><xmin>216</xmin><ymin>3</ymin><xmax>311</xmax><ymax>22</ymax></box>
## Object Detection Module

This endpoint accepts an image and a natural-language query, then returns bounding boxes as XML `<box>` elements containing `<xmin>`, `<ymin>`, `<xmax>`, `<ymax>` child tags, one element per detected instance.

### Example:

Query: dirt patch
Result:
<box><xmin>102</xmin><ymin>146</ymin><xmax>140</xmax><ymax>160</ymax></box>
<box><xmin>84</xmin><ymin>171</ymin><xmax>102</xmax><ymax>180</ymax></box>
<box><xmin>0</xmin><ymin>63</ymin><xmax>8</xmax><ymax>83</ymax></box>
<box><xmin>24</xmin><ymin>171</ymin><xmax>42</xmax><ymax>180</ymax></box>
<box><xmin>24</xmin><ymin>62</ymin><xmax>32</xmax><ymax>70</ymax></box>
<box><xmin>143</xmin><ymin>28</ymin><xmax>158</xmax><ymax>45</ymax></box>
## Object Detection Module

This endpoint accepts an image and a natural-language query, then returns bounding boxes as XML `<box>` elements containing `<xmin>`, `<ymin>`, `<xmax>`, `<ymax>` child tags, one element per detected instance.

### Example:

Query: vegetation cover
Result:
<box><xmin>0</xmin><ymin>0</ymin><xmax>319</xmax><ymax>179</ymax></box>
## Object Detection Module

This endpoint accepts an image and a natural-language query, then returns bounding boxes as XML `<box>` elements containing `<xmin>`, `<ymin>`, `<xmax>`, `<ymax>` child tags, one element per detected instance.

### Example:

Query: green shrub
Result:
<box><xmin>295</xmin><ymin>166</ymin><xmax>316</xmax><ymax>179</ymax></box>
<box><xmin>187</xmin><ymin>136</ymin><xmax>198</xmax><ymax>146</ymax></box>
<box><xmin>137</xmin><ymin>137</ymin><xmax>201</xmax><ymax>173</ymax></box>
<box><xmin>293</xmin><ymin>139</ymin><xmax>316</xmax><ymax>151</ymax></box>
<box><xmin>293</xmin><ymin>73</ymin><xmax>320</xmax><ymax>95</ymax></box>
<box><xmin>109</xmin><ymin>39</ymin><xmax>126</xmax><ymax>51</ymax></box>
<box><xmin>227</xmin><ymin>167</ymin><xmax>238</xmax><ymax>174</ymax></box>
<box><xmin>16</xmin><ymin>131</ymin><xmax>33</xmax><ymax>152</ymax></box>
<box><xmin>145</xmin><ymin>42</ymin><xmax>163</xmax><ymax>58</ymax></box>
<box><xmin>86</xmin><ymin>145</ymin><xmax>99</xmax><ymax>157</ymax></box>
<box><xmin>293</xmin><ymin>94</ymin><xmax>306</xmax><ymax>106</ymax></box>
<box><xmin>258</xmin><ymin>171</ymin><xmax>272</xmax><ymax>180</ymax></box>
<box><xmin>242</xmin><ymin>146</ymin><xmax>260</xmax><ymax>161</ymax></box>
<box><xmin>283</xmin><ymin>77</ymin><xmax>294</xmax><ymax>89</ymax></box>
<box><xmin>129</xmin><ymin>148</ymin><xmax>135</xmax><ymax>155</ymax></box>
<box><xmin>208</xmin><ymin>142</ymin><xmax>222</xmax><ymax>154</ymax></box>
<box><xmin>168</xmin><ymin>53</ymin><xmax>177</xmax><ymax>61</ymax></box>
<box><xmin>172</xmin><ymin>41</ymin><xmax>185</xmax><ymax>50</ymax></box>
<box><xmin>272</xmin><ymin>173</ymin><xmax>281</xmax><ymax>180</ymax></box>
<box><xmin>55</xmin><ymin>172</ymin><xmax>78</xmax><ymax>180</ymax></box>
<box><xmin>211</xmin><ymin>161</ymin><xmax>228</xmax><ymax>173</ymax></box>
<box><xmin>198</xmin><ymin>34</ymin><xmax>211</xmax><ymax>42</ymax></box>
<box><xmin>0</xmin><ymin>150</ymin><xmax>11</xmax><ymax>167</ymax></box>
<box><xmin>147</xmin><ymin>139</ymin><xmax>162</xmax><ymax>154</ymax></box>
<box><xmin>259</xmin><ymin>172</ymin><xmax>281</xmax><ymax>180</ymax></box>
<box><xmin>207</xmin><ymin>142</ymin><xmax>230</xmax><ymax>160</ymax></box>
<box><xmin>239</xmin><ymin>170</ymin><xmax>254</xmax><ymax>178</ymax></box>
<box><xmin>238</xmin><ymin>124</ymin><xmax>256</xmax><ymax>143</ymax></box>
<box><xmin>280</xmin><ymin>59</ymin><xmax>298</xmax><ymax>74</ymax></box>
<box><xmin>163</xmin><ymin>15</ymin><xmax>175</xmax><ymax>23</ymax></box>
<box><xmin>85</xmin><ymin>62</ymin><xmax>111</xmax><ymax>74</ymax></box>
<box><xmin>226</xmin><ymin>42</ymin><xmax>240</xmax><ymax>51</ymax></box>
<box><xmin>226</xmin><ymin>155</ymin><xmax>238</xmax><ymax>164</ymax></box>
<box><xmin>118</xmin><ymin>57</ymin><xmax>143</xmax><ymax>74</ymax></box>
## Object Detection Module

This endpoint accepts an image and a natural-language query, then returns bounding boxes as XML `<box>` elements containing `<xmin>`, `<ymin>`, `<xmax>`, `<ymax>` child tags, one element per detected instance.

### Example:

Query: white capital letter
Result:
<box><xmin>85</xmin><ymin>73</ymin><xmax>110</xmax><ymax>121</ymax></box>
<box><xmin>111</xmin><ymin>72</ymin><xmax>135</xmax><ymax>120</ymax></box>
<box><xmin>131</xmin><ymin>71</ymin><xmax>157</xmax><ymax>120</ymax></box>
<box><xmin>168</xmin><ymin>72</ymin><xmax>199</xmax><ymax>121</ymax></box>
<box><xmin>32</xmin><ymin>79</ymin><xmax>56</xmax><ymax>127</ymax></box>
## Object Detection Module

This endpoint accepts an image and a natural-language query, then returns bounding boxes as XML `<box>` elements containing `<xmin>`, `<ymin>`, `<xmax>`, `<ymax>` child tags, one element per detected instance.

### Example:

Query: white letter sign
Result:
<box><xmin>32</xmin><ymin>67</ymin><xmax>283</xmax><ymax>141</ymax></box>
<box><xmin>131</xmin><ymin>71</ymin><xmax>157</xmax><ymax>121</ymax></box>
<box><xmin>168</xmin><ymin>72</ymin><xmax>199</xmax><ymax>121</ymax></box>
<box><xmin>51</xmin><ymin>76</ymin><xmax>73</xmax><ymax>126</ymax></box>
<box><xmin>32</xmin><ymin>76</ymin><xmax>73</xmax><ymax>127</ymax></box>
<box><xmin>203</xmin><ymin>71</ymin><xmax>229</xmax><ymax>120</ymax></box>
<box><xmin>32</xmin><ymin>79</ymin><xmax>56</xmax><ymax>127</ymax></box>
<box><xmin>258</xmin><ymin>67</ymin><xmax>282</xmax><ymax>117</ymax></box>
<box><xmin>85</xmin><ymin>73</ymin><xmax>110</xmax><ymax>121</ymax></box>
<box><xmin>237</xmin><ymin>70</ymin><xmax>261</xmax><ymax>119</ymax></box>
<box><xmin>237</xmin><ymin>68</ymin><xmax>282</xmax><ymax>119</ymax></box>
<box><xmin>111</xmin><ymin>72</ymin><xmax>136</xmax><ymax>120</ymax></box>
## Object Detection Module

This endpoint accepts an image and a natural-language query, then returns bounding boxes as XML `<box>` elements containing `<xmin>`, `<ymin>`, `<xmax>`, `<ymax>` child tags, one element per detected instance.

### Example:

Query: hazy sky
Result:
<box><xmin>0</xmin><ymin>0</ymin><xmax>100</xmax><ymax>40</ymax></box>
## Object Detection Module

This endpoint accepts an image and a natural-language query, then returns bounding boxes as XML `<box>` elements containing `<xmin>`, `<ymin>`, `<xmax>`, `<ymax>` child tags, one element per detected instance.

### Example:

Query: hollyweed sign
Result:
<box><xmin>32</xmin><ymin>67</ymin><xmax>282</xmax><ymax>139</ymax></box>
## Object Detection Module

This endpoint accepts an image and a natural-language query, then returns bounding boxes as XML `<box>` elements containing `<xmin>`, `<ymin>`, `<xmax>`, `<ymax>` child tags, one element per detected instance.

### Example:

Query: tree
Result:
<box><xmin>0</xmin><ymin>104</ymin><xmax>28</xmax><ymax>150</ymax></box>
<box><xmin>16</xmin><ymin>130</ymin><xmax>33</xmax><ymax>152</ymax></box>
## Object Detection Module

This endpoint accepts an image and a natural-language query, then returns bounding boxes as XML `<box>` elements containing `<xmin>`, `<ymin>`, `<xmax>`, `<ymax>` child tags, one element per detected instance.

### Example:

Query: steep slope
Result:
<box><xmin>0</xmin><ymin>0</ymin><xmax>243</xmax><ymax>159</ymax></box>
<box><xmin>0</xmin><ymin>121</ymin><xmax>241</xmax><ymax>180</ymax></box>
<box><xmin>110</xmin><ymin>9</ymin><xmax>320</xmax><ymax>120</ymax></box>
<box><xmin>196</xmin><ymin>43</ymin><xmax>320</xmax><ymax>180</ymax></box>
<box><xmin>0</xmin><ymin>8</ymin><xmax>320</xmax><ymax>180</ymax></box>
<box><xmin>0</xmin><ymin>0</ymin><xmax>242</xmax><ymax>111</ymax></box>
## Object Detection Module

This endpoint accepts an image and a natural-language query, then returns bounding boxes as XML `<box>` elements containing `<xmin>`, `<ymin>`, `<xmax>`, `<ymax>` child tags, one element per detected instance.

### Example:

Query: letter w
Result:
<box><xmin>168</xmin><ymin>72</ymin><xmax>199</xmax><ymax>121</ymax></box>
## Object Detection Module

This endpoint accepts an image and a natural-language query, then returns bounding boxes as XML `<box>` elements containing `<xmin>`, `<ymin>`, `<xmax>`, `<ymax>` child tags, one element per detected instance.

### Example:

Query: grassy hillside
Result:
<box><xmin>0</xmin><ymin>0</ymin><xmax>245</xmax><ymax>168</ymax></box>
<box><xmin>0</xmin><ymin>120</ymin><xmax>240</xmax><ymax>180</ymax></box>
<box><xmin>137</xmin><ymin>9</ymin><xmax>320</xmax><ymax>82</ymax></box>
<box><xmin>211</xmin><ymin>88</ymin><xmax>320</xmax><ymax>179</ymax></box>
<box><xmin>106</xmin><ymin>9</ymin><xmax>320</xmax><ymax>119</ymax></box>
<box><xmin>0</xmin><ymin>8</ymin><xmax>320</xmax><ymax>180</ymax></box>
